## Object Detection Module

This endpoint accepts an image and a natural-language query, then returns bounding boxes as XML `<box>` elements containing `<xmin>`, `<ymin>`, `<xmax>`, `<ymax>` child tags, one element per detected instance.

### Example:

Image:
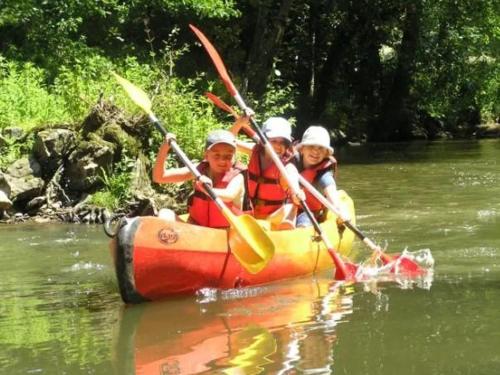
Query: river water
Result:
<box><xmin>0</xmin><ymin>140</ymin><xmax>499</xmax><ymax>374</ymax></box>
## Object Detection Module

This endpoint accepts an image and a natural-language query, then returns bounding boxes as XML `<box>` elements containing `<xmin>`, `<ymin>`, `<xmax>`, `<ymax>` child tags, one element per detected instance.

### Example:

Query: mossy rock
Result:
<box><xmin>64</xmin><ymin>135</ymin><xmax>115</xmax><ymax>191</ymax></box>
<box><xmin>97</xmin><ymin>122</ymin><xmax>141</xmax><ymax>160</ymax></box>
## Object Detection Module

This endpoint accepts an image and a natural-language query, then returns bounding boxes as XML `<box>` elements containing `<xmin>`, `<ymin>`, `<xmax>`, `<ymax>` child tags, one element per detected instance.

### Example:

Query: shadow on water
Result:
<box><xmin>338</xmin><ymin>139</ymin><xmax>492</xmax><ymax>164</ymax></box>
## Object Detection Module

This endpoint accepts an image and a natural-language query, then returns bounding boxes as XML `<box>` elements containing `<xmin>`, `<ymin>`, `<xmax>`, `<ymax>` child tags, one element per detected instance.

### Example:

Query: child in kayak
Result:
<box><xmin>152</xmin><ymin>129</ymin><xmax>247</xmax><ymax>228</ymax></box>
<box><xmin>293</xmin><ymin>126</ymin><xmax>351</xmax><ymax>227</ymax></box>
<box><xmin>231</xmin><ymin>116</ymin><xmax>304</xmax><ymax>230</ymax></box>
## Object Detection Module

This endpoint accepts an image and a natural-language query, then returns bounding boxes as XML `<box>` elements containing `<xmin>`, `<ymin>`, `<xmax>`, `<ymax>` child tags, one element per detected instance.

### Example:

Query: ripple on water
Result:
<box><xmin>477</xmin><ymin>209</ymin><xmax>498</xmax><ymax>222</ymax></box>
<box><xmin>54</xmin><ymin>238</ymin><xmax>79</xmax><ymax>244</ymax></box>
<box><xmin>436</xmin><ymin>223</ymin><xmax>479</xmax><ymax>236</ymax></box>
<box><xmin>454</xmin><ymin>246</ymin><xmax>498</xmax><ymax>258</ymax></box>
<box><xmin>436</xmin><ymin>246</ymin><xmax>500</xmax><ymax>279</ymax></box>
<box><xmin>452</xmin><ymin>171</ymin><xmax>499</xmax><ymax>187</ymax></box>
<box><xmin>65</xmin><ymin>262</ymin><xmax>106</xmax><ymax>273</ymax></box>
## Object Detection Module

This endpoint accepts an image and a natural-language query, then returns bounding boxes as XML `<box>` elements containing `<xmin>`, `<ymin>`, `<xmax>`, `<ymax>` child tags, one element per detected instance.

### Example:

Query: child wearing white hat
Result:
<box><xmin>231</xmin><ymin>116</ymin><xmax>304</xmax><ymax>230</ymax></box>
<box><xmin>294</xmin><ymin>125</ymin><xmax>350</xmax><ymax>227</ymax></box>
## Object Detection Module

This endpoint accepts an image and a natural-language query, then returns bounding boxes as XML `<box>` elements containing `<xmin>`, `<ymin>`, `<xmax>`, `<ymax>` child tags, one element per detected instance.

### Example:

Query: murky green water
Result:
<box><xmin>1</xmin><ymin>140</ymin><xmax>499</xmax><ymax>374</ymax></box>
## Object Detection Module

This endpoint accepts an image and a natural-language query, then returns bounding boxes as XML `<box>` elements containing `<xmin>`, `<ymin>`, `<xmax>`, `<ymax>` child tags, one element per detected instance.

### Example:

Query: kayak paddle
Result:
<box><xmin>205</xmin><ymin>90</ymin><xmax>423</xmax><ymax>275</ymax></box>
<box><xmin>112</xmin><ymin>72</ymin><xmax>275</xmax><ymax>274</ymax></box>
<box><xmin>298</xmin><ymin>176</ymin><xmax>423</xmax><ymax>274</ymax></box>
<box><xmin>190</xmin><ymin>25</ymin><xmax>359</xmax><ymax>281</ymax></box>
<box><xmin>205</xmin><ymin>92</ymin><xmax>239</xmax><ymax>119</ymax></box>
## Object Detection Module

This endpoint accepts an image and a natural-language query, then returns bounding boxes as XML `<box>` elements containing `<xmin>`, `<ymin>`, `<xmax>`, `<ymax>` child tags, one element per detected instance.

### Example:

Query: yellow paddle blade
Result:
<box><xmin>112</xmin><ymin>72</ymin><xmax>153</xmax><ymax>116</ymax></box>
<box><xmin>228</xmin><ymin>214</ymin><xmax>275</xmax><ymax>274</ymax></box>
<box><xmin>228</xmin><ymin>326</ymin><xmax>277</xmax><ymax>371</ymax></box>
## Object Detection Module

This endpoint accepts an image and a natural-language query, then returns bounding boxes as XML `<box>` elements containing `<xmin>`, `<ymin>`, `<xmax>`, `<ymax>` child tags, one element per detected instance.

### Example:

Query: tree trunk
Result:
<box><xmin>371</xmin><ymin>2</ymin><xmax>421</xmax><ymax>141</ymax></box>
<box><xmin>310</xmin><ymin>24</ymin><xmax>351</xmax><ymax>121</ymax></box>
<box><xmin>243</xmin><ymin>0</ymin><xmax>294</xmax><ymax>96</ymax></box>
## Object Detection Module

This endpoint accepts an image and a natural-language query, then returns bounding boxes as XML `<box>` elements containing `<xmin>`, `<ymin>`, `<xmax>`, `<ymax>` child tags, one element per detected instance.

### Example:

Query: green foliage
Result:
<box><xmin>414</xmin><ymin>0</ymin><xmax>499</xmax><ymax>128</ymax></box>
<box><xmin>254</xmin><ymin>66</ymin><xmax>298</xmax><ymax>125</ymax></box>
<box><xmin>0</xmin><ymin>56</ymin><xmax>71</xmax><ymax>129</ymax></box>
<box><xmin>0</xmin><ymin>0</ymin><xmax>239</xmax><ymax>71</ymax></box>
<box><xmin>0</xmin><ymin>52</ymin><xmax>157</xmax><ymax>130</ymax></box>
<box><xmin>0</xmin><ymin>135</ymin><xmax>34</xmax><ymax>170</ymax></box>
<box><xmin>150</xmin><ymin>76</ymin><xmax>223</xmax><ymax>159</ymax></box>
<box><xmin>155</xmin><ymin>0</ymin><xmax>240</xmax><ymax>18</ymax></box>
<box><xmin>89</xmin><ymin>161</ymin><xmax>133</xmax><ymax>210</ymax></box>
<box><xmin>0</xmin><ymin>0</ymin><xmax>498</xmax><ymax>149</ymax></box>
<box><xmin>54</xmin><ymin>54</ymin><xmax>157</xmax><ymax>121</ymax></box>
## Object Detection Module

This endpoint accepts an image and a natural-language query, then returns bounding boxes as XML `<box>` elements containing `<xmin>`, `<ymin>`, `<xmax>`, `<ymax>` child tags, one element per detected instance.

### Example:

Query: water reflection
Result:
<box><xmin>112</xmin><ymin>278</ymin><xmax>355</xmax><ymax>374</ymax></box>
<box><xmin>339</xmin><ymin>140</ymin><xmax>488</xmax><ymax>165</ymax></box>
<box><xmin>1</xmin><ymin>140</ymin><xmax>499</xmax><ymax>374</ymax></box>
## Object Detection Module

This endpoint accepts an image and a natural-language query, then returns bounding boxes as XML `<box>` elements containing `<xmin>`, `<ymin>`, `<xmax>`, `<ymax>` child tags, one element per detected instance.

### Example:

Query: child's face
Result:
<box><xmin>268</xmin><ymin>138</ymin><xmax>288</xmax><ymax>157</ymax></box>
<box><xmin>205</xmin><ymin>144</ymin><xmax>236</xmax><ymax>175</ymax></box>
<box><xmin>301</xmin><ymin>145</ymin><xmax>329</xmax><ymax>167</ymax></box>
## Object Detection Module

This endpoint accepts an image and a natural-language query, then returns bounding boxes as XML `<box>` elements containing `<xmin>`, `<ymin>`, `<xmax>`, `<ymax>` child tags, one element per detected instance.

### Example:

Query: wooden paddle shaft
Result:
<box><xmin>149</xmin><ymin>113</ymin><xmax>223</xmax><ymax>208</ymax></box>
<box><xmin>224</xmin><ymin>95</ymin><xmax>341</xmax><ymax>255</ymax></box>
<box><xmin>244</xmin><ymin>117</ymin><xmax>337</xmax><ymax>250</ymax></box>
<box><xmin>298</xmin><ymin>175</ymin><xmax>384</xmax><ymax>253</ymax></box>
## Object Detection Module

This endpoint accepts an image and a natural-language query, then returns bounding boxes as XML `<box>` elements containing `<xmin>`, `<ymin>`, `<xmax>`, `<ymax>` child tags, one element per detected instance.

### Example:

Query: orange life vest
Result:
<box><xmin>297</xmin><ymin>155</ymin><xmax>338</xmax><ymax>212</ymax></box>
<box><xmin>188</xmin><ymin>161</ymin><xmax>246</xmax><ymax>228</ymax></box>
<box><xmin>247</xmin><ymin>145</ymin><xmax>290</xmax><ymax>218</ymax></box>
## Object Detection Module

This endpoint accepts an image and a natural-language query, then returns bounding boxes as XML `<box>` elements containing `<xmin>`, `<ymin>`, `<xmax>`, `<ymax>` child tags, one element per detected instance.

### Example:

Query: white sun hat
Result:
<box><xmin>262</xmin><ymin>117</ymin><xmax>292</xmax><ymax>143</ymax></box>
<box><xmin>205</xmin><ymin>129</ymin><xmax>237</xmax><ymax>150</ymax></box>
<box><xmin>297</xmin><ymin>126</ymin><xmax>334</xmax><ymax>155</ymax></box>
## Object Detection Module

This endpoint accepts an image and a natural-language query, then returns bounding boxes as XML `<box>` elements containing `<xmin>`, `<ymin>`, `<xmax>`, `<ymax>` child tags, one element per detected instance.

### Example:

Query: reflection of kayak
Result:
<box><xmin>110</xmin><ymin>191</ymin><xmax>355</xmax><ymax>303</ymax></box>
<box><xmin>112</xmin><ymin>279</ymin><xmax>353</xmax><ymax>374</ymax></box>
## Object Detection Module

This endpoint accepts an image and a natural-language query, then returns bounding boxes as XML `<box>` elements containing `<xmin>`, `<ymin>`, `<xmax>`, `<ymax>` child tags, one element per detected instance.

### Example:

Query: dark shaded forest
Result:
<box><xmin>0</xmin><ymin>0</ymin><xmax>498</xmax><ymax>143</ymax></box>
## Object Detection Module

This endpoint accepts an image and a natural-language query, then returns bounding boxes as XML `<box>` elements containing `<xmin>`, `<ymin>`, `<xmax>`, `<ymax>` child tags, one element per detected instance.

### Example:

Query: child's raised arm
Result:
<box><xmin>152</xmin><ymin>135</ymin><xmax>193</xmax><ymax>184</ymax></box>
<box><xmin>230</xmin><ymin>116</ymin><xmax>257</xmax><ymax>156</ymax></box>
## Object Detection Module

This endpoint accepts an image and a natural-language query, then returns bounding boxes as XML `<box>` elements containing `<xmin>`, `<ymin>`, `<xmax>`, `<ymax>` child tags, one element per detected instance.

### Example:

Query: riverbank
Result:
<box><xmin>1</xmin><ymin>102</ymin><xmax>499</xmax><ymax>224</ymax></box>
<box><xmin>0</xmin><ymin>100</ymin><xmax>187</xmax><ymax>224</ymax></box>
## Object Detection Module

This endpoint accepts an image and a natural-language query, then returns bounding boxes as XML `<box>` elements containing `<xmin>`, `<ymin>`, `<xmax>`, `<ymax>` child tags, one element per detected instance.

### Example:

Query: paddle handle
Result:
<box><xmin>149</xmin><ymin>113</ymin><xmax>229</xmax><ymax>214</ymax></box>
<box><xmin>298</xmin><ymin>175</ymin><xmax>392</xmax><ymax>261</ymax></box>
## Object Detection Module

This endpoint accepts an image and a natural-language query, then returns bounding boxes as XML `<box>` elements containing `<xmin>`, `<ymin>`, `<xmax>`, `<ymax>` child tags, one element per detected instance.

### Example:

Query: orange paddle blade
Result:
<box><xmin>189</xmin><ymin>24</ymin><xmax>238</xmax><ymax>97</ymax></box>
<box><xmin>328</xmin><ymin>248</ymin><xmax>358</xmax><ymax>281</ymax></box>
<box><xmin>205</xmin><ymin>92</ymin><xmax>239</xmax><ymax>118</ymax></box>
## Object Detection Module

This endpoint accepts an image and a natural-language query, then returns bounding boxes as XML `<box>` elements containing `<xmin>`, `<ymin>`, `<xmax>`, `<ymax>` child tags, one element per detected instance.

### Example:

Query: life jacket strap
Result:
<box><xmin>248</xmin><ymin>171</ymin><xmax>280</xmax><ymax>184</ymax></box>
<box><xmin>192</xmin><ymin>190</ymin><xmax>210</xmax><ymax>200</ymax></box>
<box><xmin>253</xmin><ymin>198</ymin><xmax>286</xmax><ymax>207</ymax></box>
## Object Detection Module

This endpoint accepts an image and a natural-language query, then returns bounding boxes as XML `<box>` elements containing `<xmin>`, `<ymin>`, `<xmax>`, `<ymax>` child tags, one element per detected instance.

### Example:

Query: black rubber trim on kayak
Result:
<box><xmin>103</xmin><ymin>213</ymin><xmax>126</xmax><ymax>238</ymax></box>
<box><xmin>114</xmin><ymin>217</ymin><xmax>149</xmax><ymax>304</ymax></box>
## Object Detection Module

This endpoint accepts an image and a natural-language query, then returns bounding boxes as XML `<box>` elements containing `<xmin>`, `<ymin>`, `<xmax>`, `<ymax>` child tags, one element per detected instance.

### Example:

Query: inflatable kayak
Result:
<box><xmin>110</xmin><ymin>190</ymin><xmax>356</xmax><ymax>303</ymax></box>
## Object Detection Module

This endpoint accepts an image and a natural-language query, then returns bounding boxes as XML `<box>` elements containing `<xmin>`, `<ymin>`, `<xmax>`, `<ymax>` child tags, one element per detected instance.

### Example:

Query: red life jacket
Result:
<box><xmin>188</xmin><ymin>161</ymin><xmax>246</xmax><ymax>228</ymax></box>
<box><xmin>297</xmin><ymin>156</ymin><xmax>338</xmax><ymax>212</ymax></box>
<box><xmin>247</xmin><ymin>145</ymin><xmax>290</xmax><ymax>218</ymax></box>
